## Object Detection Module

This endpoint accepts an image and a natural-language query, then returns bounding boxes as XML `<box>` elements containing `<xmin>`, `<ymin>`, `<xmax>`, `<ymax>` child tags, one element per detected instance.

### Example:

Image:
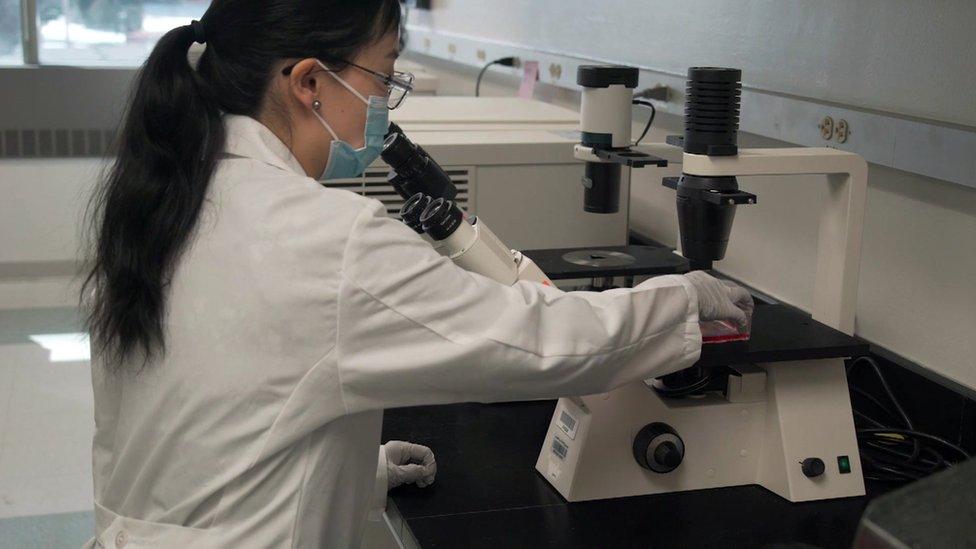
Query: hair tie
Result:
<box><xmin>190</xmin><ymin>20</ymin><xmax>207</xmax><ymax>44</ymax></box>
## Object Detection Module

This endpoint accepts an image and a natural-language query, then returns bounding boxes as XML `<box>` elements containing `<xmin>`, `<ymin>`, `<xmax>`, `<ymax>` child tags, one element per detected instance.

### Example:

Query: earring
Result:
<box><xmin>312</xmin><ymin>100</ymin><xmax>321</xmax><ymax>110</ymax></box>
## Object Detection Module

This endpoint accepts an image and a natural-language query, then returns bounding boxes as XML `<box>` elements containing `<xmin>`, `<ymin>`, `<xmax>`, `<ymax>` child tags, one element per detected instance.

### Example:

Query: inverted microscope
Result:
<box><xmin>380</xmin><ymin>65</ymin><xmax>870</xmax><ymax>504</ymax></box>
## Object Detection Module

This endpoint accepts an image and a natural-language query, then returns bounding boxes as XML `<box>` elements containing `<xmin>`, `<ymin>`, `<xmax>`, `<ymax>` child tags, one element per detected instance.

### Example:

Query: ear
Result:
<box><xmin>285</xmin><ymin>58</ymin><xmax>328</xmax><ymax>110</ymax></box>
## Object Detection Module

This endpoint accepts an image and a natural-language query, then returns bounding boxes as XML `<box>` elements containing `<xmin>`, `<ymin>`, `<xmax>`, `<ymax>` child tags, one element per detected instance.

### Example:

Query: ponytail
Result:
<box><xmin>84</xmin><ymin>0</ymin><xmax>403</xmax><ymax>370</ymax></box>
<box><xmin>84</xmin><ymin>23</ymin><xmax>224</xmax><ymax>368</ymax></box>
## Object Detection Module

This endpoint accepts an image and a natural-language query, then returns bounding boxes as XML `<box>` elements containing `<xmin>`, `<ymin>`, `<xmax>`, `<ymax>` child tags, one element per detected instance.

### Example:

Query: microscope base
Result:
<box><xmin>535</xmin><ymin>358</ymin><xmax>865</xmax><ymax>503</ymax></box>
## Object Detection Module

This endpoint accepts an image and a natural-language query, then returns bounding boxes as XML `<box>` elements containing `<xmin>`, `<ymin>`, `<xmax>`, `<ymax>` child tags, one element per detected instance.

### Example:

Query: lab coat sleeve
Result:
<box><xmin>335</xmin><ymin>200</ymin><xmax>702</xmax><ymax>413</ymax></box>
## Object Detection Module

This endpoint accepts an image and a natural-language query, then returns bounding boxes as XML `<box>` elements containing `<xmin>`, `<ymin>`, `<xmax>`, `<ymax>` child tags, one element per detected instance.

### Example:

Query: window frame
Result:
<box><xmin>20</xmin><ymin>0</ymin><xmax>39</xmax><ymax>64</ymax></box>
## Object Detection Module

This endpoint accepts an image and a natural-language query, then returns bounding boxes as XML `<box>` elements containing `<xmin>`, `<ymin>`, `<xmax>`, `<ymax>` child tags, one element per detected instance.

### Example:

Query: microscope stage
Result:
<box><xmin>523</xmin><ymin>245</ymin><xmax>868</xmax><ymax>366</ymax></box>
<box><xmin>523</xmin><ymin>245</ymin><xmax>688</xmax><ymax>280</ymax></box>
<box><xmin>700</xmin><ymin>302</ymin><xmax>867</xmax><ymax>367</ymax></box>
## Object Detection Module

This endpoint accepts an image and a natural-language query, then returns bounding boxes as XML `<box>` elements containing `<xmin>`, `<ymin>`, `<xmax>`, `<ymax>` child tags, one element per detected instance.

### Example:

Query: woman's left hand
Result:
<box><xmin>383</xmin><ymin>441</ymin><xmax>437</xmax><ymax>489</ymax></box>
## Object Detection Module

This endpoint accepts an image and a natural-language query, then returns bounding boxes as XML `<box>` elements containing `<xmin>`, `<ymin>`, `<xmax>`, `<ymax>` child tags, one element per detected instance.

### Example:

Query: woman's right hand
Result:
<box><xmin>684</xmin><ymin>271</ymin><xmax>755</xmax><ymax>331</ymax></box>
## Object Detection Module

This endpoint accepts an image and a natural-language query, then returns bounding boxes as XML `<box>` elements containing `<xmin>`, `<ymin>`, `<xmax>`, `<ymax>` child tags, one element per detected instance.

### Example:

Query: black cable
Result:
<box><xmin>632</xmin><ymin>99</ymin><xmax>656</xmax><ymax>146</ymax></box>
<box><xmin>850</xmin><ymin>355</ymin><xmax>921</xmax><ymax>461</ymax></box>
<box><xmin>475</xmin><ymin>57</ymin><xmax>518</xmax><ymax>97</ymax></box>
<box><xmin>848</xmin><ymin>355</ymin><xmax>971</xmax><ymax>486</ymax></box>
<box><xmin>857</xmin><ymin>429</ymin><xmax>970</xmax><ymax>460</ymax></box>
<box><xmin>851</xmin><ymin>356</ymin><xmax>915</xmax><ymax>430</ymax></box>
<box><xmin>850</xmin><ymin>387</ymin><xmax>901</xmax><ymax>425</ymax></box>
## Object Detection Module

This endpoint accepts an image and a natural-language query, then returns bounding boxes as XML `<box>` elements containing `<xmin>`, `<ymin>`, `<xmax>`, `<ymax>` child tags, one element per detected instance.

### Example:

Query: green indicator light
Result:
<box><xmin>838</xmin><ymin>455</ymin><xmax>851</xmax><ymax>474</ymax></box>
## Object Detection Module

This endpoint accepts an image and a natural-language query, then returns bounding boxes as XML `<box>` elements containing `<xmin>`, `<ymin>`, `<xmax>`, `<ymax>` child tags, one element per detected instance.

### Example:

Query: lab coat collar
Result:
<box><xmin>222</xmin><ymin>115</ymin><xmax>309</xmax><ymax>177</ymax></box>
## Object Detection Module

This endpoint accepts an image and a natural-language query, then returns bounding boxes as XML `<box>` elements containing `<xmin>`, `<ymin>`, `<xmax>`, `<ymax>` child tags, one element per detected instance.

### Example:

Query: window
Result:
<box><xmin>37</xmin><ymin>0</ymin><xmax>208</xmax><ymax>66</ymax></box>
<box><xmin>0</xmin><ymin>0</ymin><xmax>24</xmax><ymax>65</ymax></box>
<box><xmin>3</xmin><ymin>0</ymin><xmax>209</xmax><ymax>67</ymax></box>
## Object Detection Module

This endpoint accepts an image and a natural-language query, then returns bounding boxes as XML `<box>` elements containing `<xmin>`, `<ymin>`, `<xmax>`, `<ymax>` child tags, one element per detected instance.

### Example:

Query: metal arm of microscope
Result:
<box><xmin>682</xmin><ymin>148</ymin><xmax>868</xmax><ymax>335</ymax></box>
<box><xmin>579</xmin><ymin>141</ymin><xmax>867</xmax><ymax>335</ymax></box>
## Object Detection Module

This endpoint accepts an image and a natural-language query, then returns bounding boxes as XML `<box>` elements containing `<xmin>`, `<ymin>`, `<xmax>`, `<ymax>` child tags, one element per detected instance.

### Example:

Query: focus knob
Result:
<box><xmin>801</xmin><ymin>458</ymin><xmax>826</xmax><ymax>478</ymax></box>
<box><xmin>633</xmin><ymin>423</ymin><xmax>684</xmax><ymax>473</ymax></box>
<box><xmin>654</xmin><ymin>442</ymin><xmax>683</xmax><ymax>470</ymax></box>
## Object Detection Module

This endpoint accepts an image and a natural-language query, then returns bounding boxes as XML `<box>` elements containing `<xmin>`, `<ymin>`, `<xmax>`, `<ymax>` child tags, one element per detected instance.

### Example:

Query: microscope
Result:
<box><xmin>534</xmin><ymin>66</ymin><xmax>870</xmax><ymax>503</ymax></box>
<box><xmin>382</xmin><ymin>64</ymin><xmax>870</xmax><ymax>503</ymax></box>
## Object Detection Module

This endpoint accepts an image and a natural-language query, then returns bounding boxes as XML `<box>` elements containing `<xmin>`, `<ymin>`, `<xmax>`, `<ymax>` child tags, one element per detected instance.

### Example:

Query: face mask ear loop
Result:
<box><xmin>311</xmin><ymin>104</ymin><xmax>340</xmax><ymax>141</ymax></box>
<box><xmin>317</xmin><ymin>60</ymin><xmax>370</xmax><ymax>105</ymax></box>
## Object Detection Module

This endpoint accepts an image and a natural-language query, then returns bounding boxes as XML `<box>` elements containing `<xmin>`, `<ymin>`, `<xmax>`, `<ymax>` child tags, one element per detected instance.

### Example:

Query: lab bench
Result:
<box><xmin>383</xmin><ymin>401</ymin><xmax>878</xmax><ymax>549</ymax></box>
<box><xmin>382</xmin><ymin>302</ymin><xmax>878</xmax><ymax>548</ymax></box>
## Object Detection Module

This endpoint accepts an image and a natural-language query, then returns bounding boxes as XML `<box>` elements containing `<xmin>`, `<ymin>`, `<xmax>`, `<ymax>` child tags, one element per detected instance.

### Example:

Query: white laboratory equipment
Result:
<box><xmin>540</xmin><ymin>66</ymin><xmax>868</xmax><ymax>503</ymax></box>
<box><xmin>397</xmin><ymin>66</ymin><xmax>869</xmax><ymax>504</ymax></box>
<box><xmin>324</xmin><ymin>127</ymin><xmax>630</xmax><ymax>251</ymax></box>
<box><xmin>390</xmin><ymin>96</ymin><xmax>581</xmax><ymax>132</ymax></box>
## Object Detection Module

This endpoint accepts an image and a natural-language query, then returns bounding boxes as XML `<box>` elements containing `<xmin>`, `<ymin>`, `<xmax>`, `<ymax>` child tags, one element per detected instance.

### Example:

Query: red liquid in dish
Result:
<box><xmin>700</xmin><ymin>320</ymin><xmax>751</xmax><ymax>344</ymax></box>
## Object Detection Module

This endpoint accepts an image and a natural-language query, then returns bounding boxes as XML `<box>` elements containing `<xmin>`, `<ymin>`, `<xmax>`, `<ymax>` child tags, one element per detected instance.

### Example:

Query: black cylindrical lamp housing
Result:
<box><xmin>684</xmin><ymin>67</ymin><xmax>741</xmax><ymax>156</ymax></box>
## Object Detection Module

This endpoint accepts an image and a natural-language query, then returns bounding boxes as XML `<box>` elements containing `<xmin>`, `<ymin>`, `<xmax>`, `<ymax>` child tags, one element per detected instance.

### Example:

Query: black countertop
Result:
<box><xmin>384</xmin><ymin>401</ymin><xmax>877</xmax><ymax>549</ymax></box>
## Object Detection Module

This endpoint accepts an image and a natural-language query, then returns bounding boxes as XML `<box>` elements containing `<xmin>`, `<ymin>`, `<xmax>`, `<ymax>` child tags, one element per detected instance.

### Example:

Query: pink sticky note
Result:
<box><xmin>518</xmin><ymin>61</ymin><xmax>540</xmax><ymax>99</ymax></box>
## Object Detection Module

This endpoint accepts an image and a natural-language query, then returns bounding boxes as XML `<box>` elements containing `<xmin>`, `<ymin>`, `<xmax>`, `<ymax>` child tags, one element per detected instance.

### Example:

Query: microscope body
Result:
<box><xmin>535</xmin><ymin>67</ymin><xmax>868</xmax><ymax>504</ymax></box>
<box><xmin>380</xmin><ymin>81</ymin><xmax>868</xmax><ymax>505</ymax></box>
<box><xmin>421</xmin><ymin>198</ymin><xmax>551</xmax><ymax>286</ymax></box>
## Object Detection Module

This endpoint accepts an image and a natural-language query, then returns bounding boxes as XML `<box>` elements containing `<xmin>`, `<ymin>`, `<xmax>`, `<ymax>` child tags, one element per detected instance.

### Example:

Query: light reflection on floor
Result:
<box><xmin>0</xmin><ymin>307</ymin><xmax>94</xmax><ymax>547</ymax></box>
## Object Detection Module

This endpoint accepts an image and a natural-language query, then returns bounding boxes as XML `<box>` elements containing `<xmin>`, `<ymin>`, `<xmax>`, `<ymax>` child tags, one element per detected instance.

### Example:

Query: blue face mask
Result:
<box><xmin>312</xmin><ymin>61</ymin><xmax>390</xmax><ymax>180</ymax></box>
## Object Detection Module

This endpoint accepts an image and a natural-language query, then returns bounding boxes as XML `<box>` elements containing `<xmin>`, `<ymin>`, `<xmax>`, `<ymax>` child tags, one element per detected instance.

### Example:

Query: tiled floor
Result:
<box><xmin>0</xmin><ymin>307</ymin><xmax>94</xmax><ymax>547</ymax></box>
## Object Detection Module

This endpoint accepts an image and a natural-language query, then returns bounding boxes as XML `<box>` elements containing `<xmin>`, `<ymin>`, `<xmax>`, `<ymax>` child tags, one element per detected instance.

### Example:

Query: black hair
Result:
<box><xmin>83</xmin><ymin>0</ymin><xmax>403</xmax><ymax>369</ymax></box>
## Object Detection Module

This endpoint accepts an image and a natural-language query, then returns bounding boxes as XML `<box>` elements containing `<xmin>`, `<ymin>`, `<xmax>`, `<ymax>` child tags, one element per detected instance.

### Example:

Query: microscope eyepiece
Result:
<box><xmin>381</xmin><ymin>131</ymin><xmax>413</xmax><ymax>168</ymax></box>
<box><xmin>400</xmin><ymin>193</ymin><xmax>432</xmax><ymax>234</ymax></box>
<box><xmin>381</xmin><ymin>128</ymin><xmax>458</xmax><ymax>201</ymax></box>
<box><xmin>420</xmin><ymin>198</ymin><xmax>464</xmax><ymax>241</ymax></box>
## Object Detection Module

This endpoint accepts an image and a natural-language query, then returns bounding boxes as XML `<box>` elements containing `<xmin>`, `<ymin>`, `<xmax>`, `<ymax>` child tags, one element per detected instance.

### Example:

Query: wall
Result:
<box><xmin>1</xmin><ymin>2</ymin><xmax>972</xmax><ymax>388</ymax></box>
<box><xmin>0</xmin><ymin>159</ymin><xmax>100</xmax><ymax>308</ymax></box>
<box><xmin>406</xmin><ymin>0</ymin><xmax>976</xmax><ymax>127</ymax></box>
<box><xmin>403</xmin><ymin>34</ymin><xmax>976</xmax><ymax>392</ymax></box>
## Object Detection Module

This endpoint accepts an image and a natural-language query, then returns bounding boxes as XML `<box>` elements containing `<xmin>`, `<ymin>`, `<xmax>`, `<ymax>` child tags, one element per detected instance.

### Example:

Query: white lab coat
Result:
<box><xmin>86</xmin><ymin>115</ymin><xmax>702</xmax><ymax>549</ymax></box>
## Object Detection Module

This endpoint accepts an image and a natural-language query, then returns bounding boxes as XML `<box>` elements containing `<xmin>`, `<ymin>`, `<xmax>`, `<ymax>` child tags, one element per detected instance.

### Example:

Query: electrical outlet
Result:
<box><xmin>835</xmin><ymin>119</ymin><xmax>850</xmax><ymax>143</ymax></box>
<box><xmin>549</xmin><ymin>63</ymin><xmax>563</xmax><ymax>80</ymax></box>
<box><xmin>476</xmin><ymin>49</ymin><xmax>486</xmax><ymax>62</ymax></box>
<box><xmin>447</xmin><ymin>43</ymin><xmax>457</xmax><ymax>54</ymax></box>
<box><xmin>819</xmin><ymin>116</ymin><xmax>834</xmax><ymax>141</ymax></box>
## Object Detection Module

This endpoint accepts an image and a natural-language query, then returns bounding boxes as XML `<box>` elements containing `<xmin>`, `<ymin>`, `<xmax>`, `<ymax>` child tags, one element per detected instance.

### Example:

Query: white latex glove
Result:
<box><xmin>383</xmin><ymin>441</ymin><xmax>437</xmax><ymax>489</ymax></box>
<box><xmin>684</xmin><ymin>271</ymin><xmax>755</xmax><ymax>331</ymax></box>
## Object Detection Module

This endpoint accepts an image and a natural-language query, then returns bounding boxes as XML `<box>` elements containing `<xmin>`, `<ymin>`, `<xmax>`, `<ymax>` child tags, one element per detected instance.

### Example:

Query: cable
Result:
<box><xmin>848</xmin><ymin>355</ymin><xmax>971</xmax><ymax>485</ymax></box>
<box><xmin>475</xmin><ymin>57</ymin><xmax>519</xmax><ymax>97</ymax></box>
<box><xmin>850</xmin><ymin>387</ymin><xmax>901</xmax><ymax>425</ymax></box>
<box><xmin>632</xmin><ymin>99</ymin><xmax>656</xmax><ymax>146</ymax></box>
<box><xmin>857</xmin><ymin>429</ymin><xmax>970</xmax><ymax>461</ymax></box>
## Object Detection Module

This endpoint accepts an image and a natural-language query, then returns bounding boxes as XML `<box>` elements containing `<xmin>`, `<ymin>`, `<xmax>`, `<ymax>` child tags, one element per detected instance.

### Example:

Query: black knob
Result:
<box><xmin>801</xmin><ymin>458</ymin><xmax>826</xmax><ymax>478</ymax></box>
<box><xmin>654</xmin><ymin>442</ymin><xmax>682</xmax><ymax>469</ymax></box>
<box><xmin>633</xmin><ymin>423</ymin><xmax>684</xmax><ymax>473</ymax></box>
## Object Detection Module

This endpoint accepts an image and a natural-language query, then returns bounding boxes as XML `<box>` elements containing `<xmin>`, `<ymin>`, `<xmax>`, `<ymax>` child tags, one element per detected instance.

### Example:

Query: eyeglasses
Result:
<box><xmin>282</xmin><ymin>60</ymin><xmax>415</xmax><ymax>110</ymax></box>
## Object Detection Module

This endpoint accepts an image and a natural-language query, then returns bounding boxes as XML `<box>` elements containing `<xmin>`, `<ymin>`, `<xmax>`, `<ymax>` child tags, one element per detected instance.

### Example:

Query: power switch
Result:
<box><xmin>838</xmin><ymin>455</ymin><xmax>852</xmax><ymax>474</ymax></box>
<box><xmin>801</xmin><ymin>458</ymin><xmax>826</xmax><ymax>478</ymax></box>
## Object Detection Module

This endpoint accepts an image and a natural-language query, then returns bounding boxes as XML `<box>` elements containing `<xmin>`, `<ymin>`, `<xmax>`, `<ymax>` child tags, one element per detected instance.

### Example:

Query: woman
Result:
<box><xmin>83</xmin><ymin>1</ymin><xmax>752</xmax><ymax>547</ymax></box>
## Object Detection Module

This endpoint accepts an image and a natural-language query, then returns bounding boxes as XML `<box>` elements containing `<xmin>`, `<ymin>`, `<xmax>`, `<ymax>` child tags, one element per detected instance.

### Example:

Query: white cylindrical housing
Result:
<box><xmin>514</xmin><ymin>252</ymin><xmax>552</xmax><ymax>285</ymax></box>
<box><xmin>580</xmin><ymin>84</ymin><xmax>634</xmax><ymax>148</ymax></box>
<box><xmin>440</xmin><ymin>219</ymin><xmax>519</xmax><ymax>285</ymax></box>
